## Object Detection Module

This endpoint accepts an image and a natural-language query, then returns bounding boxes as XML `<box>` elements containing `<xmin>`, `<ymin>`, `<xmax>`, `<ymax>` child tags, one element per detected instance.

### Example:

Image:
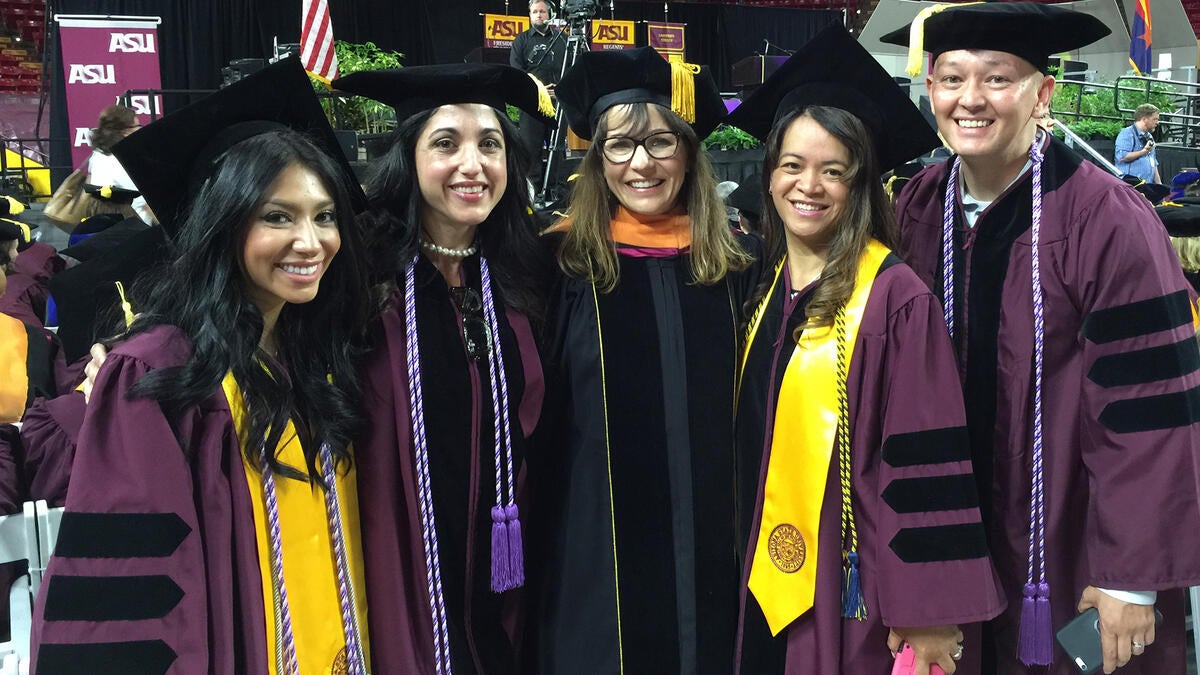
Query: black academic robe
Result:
<box><xmin>734</xmin><ymin>253</ymin><xmax>1005</xmax><ymax>674</ymax></box>
<box><xmin>356</xmin><ymin>254</ymin><xmax>544</xmax><ymax>675</ymax></box>
<box><xmin>895</xmin><ymin>136</ymin><xmax>1200</xmax><ymax>674</ymax></box>
<box><xmin>528</xmin><ymin>232</ymin><xmax>761</xmax><ymax>674</ymax></box>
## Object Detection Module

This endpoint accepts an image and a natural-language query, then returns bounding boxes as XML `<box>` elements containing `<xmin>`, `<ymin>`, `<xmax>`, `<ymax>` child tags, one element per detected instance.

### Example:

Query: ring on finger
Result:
<box><xmin>952</xmin><ymin>644</ymin><xmax>964</xmax><ymax>660</ymax></box>
<box><xmin>1132</xmin><ymin>640</ymin><xmax>1145</xmax><ymax>654</ymax></box>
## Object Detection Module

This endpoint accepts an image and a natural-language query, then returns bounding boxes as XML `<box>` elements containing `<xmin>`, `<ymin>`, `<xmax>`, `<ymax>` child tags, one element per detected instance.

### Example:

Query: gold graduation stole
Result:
<box><xmin>747</xmin><ymin>238</ymin><xmax>889</xmax><ymax>636</ymax></box>
<box><xmin>0</xmin><ymin>314</ymin><xmax>29</xmax><ymax>423</ymax></box>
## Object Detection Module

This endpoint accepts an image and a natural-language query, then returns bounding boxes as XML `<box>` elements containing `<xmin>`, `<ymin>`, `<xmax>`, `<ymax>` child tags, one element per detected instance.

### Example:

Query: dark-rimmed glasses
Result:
<box><xmin>599</xmin><ymin>131</ymin><xmax>682</xmax><ymax>164</ymax></box>
<box><xmin>449</xmin><ymin>286</ymin><xmax>491</xmax><ymax>361</ymax></box>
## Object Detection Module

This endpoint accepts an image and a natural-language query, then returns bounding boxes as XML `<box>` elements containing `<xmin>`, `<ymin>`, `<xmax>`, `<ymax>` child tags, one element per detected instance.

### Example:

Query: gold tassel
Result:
<box><xmin>100</xmin><ymin>185</ymin><xmax>113</xmax><ymax>199</ymax></box>
<box><xmin>1</xmin><ymin>195</ymin><xmax>25</xmax><ymax>216</ymax></box>
<box><xmin>114</xmin><ymin>281</ymin><xmax>134</xmax><ymax>329</ymax></box>
<box><xmin>528</xmin><ymin>73</ymin><xmax>556</xmax><ymax>117</ymax></box>
<box><xmin>668</xmin><ymin>54</ymin><xmax>701</xmax><ymax>124</ymax></box>
<box><xmin>884</xmin><ymin>174</ymin><xmax>901</xmax><ymax>201</ymax></box>
<box><xmin>905</xmin><ymin>2</ymin><xmax>984</xmax><ymax>78</ymax></box>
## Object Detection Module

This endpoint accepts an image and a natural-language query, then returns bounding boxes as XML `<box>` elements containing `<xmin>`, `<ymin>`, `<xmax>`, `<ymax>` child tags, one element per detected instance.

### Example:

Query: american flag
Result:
<box><xmin>301</xmin><ymin>0</ymin><xmax>338</xmax><ymax>84</ymax></box>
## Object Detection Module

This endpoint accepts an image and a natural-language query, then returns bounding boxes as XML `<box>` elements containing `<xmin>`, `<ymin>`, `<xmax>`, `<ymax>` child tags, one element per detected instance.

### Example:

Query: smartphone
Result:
<box><xmin>1055</xmin><ymin>607</ymin><xmax>1164</xmax><ymax>674</ymax></box>
<box><xmin>891</xmin><ymin>642</ymin><xmax>946</xmax><ymax>675</ymax></box>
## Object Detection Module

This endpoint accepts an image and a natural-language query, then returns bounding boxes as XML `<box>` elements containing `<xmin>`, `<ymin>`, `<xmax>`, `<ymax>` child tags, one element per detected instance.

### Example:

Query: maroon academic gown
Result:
<box><xmin>734</xmin><ymin>254</ymin><xmax>1005</xmax><ymax>674</ymax></box>
<box><xmin>356</xmin><ymin>255</ymin><xmax>544</xmax><ymax>674</ymax></box>
<box><xmin>31</xmin><ymin>326</ymin><xmax>272</xmax><ymax>674</ymax></box>
<box><xmin>895</xmin><ymin>136</ymin><xmax>1200</xmax><ymax>674</ymax></box>
<box><xmin>1</xmin><ymin>242</ymin><xmax>62</xmax><ymax>327</ymax></box>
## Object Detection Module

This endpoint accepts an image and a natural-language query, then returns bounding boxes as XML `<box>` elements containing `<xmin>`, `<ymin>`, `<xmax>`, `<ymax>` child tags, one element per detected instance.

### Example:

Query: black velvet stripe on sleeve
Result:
<box><xmin>881</xmin><ymin>474</ymin><xmax>980</xmax><ymax>514</ymax></box>
<box><xmin>880</xmin><ymin>427</ymin><xmax>971</xmax><ymax>467</ymax></box>
<box><xmin>1087</xmin><ymin>337</ymin><xmax>1200</xmax><ymax>388</ymax></box>
<box><xmin>42</xmin><ymin>575</ymin><xmax>184</xmax><ymax>621</ymax></box>
<box><xmin>888</xmin><ymin>522</ymin><xmax>989</xmax><ymax>563</ymax></box>
<box><xmin>1098</xmin><ymin>384</ymin><xmax>1200</xmax><ymax>433</ymax></box>
<box><xmin>1081</xmin><ymin>290</ymin><xmax>1192</xmax><ymax>345</ymax></box>
<box><xmin>36</xmin><ymin>640</ymin><xmax>176</xmax><ymax>675</ymax></box>
<box><xmin>54</xmin><ymin>512</ymin><xmax>192</xmax><ymax>558</ymax></box>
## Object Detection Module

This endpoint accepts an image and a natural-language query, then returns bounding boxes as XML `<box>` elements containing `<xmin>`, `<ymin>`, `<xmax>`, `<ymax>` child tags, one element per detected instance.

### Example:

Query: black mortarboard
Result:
<box><xmin>727</xmin><ymin>24</ymin><xmax>940</xmax><ymax>173</ymax></box>
<box><xmin>1156</xmin><ymin>198</ymin><xmax>1200</xmax><ymax>238</ymax></box>
<box><xmin>112</xmin><ymin>56</ymin><xmax>363</xmax><ymax>236</ymax></box>
<box><xmin>60</xmin><ymin>216</ymin><xmax>150</xmax><ymax>263</ymax></box>
<box><xmin>48</xmin><ymin>224</ymin><xmax>169</xmax><ymax>362</ymax></box>
<box><xmin>332</xmin><ymin>64</ymin><xmax>556</xmax><ymax>126</ymax></box>
<box><xmin>726</xmin><ymin>176</ymin><xmax>763</xmax><ymax>221</ymax></box>
<box><xmin>82</xmin><ymin>183</ymin><xmax>140</xmax><ymax>204</ymax></box>
<box><xmin>556</xmin><ymin>46</ymin><xmax>727</xmax><ymax>141</ymax></box>
<box><xmin>1122</xmin><ymin>174</ymin><xmax>1171</xmax><ymax>205</ymax></box>
<box><xmin>0</xmin><ymin>195</ymin><xmax>34</xmax><ymax>248</ymax></box>
<box><xmin>880</xmin><ymin>2</ymin><xmax>1111</xmax><ymax>76</ymax></box>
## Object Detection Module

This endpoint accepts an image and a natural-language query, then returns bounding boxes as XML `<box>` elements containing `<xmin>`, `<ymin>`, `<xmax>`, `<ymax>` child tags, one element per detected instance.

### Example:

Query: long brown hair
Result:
<box><xmin>90</xmin><ymin>105</ymin><xmax>138</xmax><ymax>153</ymax></box>
<box><xmin>746</xmin><ymin>106</ymin><xmax>896</xmax><ymax>330</ymax></box>
<box><xmin>555</xmin><ymin>102</ymin><xmax>751</xmax><ymax>292</ymax></box>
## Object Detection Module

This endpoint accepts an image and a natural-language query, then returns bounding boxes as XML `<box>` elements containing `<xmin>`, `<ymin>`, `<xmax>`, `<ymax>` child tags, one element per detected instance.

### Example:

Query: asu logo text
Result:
<box><xmin>68</xmin><ymin>64</ymin><xmax>116</xmax><ymax>84</ymax></box>
<box><xmin>109</xmin><ymin>33</ymin><xmax>156</xmax><ymax>54</ymax></box>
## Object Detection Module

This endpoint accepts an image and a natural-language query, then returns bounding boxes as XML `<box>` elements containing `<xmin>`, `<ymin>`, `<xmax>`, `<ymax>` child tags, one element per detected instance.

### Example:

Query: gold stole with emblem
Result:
<box><xmin>746</xmin><ymin>238</ymin><xmax>890</xmax><ymax>636</ymax></box>
<box><xmin>0</xmin><ymin>314</ymin><xmax>29</xmax><ymax>423</ymax></box>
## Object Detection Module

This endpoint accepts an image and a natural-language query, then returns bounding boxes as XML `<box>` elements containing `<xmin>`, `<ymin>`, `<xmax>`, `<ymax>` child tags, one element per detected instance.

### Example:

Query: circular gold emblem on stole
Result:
<box><xmin>332</xmin><ymin>646</ymin><xmax>349</xmax><ymax>675</ymax></box>
<box><xmin>768</xmin><ymin>523</ymin><xmax>806</xmax><ymax>573</ymax></box>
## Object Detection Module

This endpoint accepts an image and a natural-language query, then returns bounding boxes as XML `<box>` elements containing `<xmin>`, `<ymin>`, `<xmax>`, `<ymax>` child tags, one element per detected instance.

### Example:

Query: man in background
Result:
<box><xmin>1115</xmin><ymin>103</ymin><xmax>1160</xmax><ymax>183</ymax></box>
<box><xmin>510</xmin><ymin>0</ymin><xmax>565</xmax><ymax>184</ymax></box>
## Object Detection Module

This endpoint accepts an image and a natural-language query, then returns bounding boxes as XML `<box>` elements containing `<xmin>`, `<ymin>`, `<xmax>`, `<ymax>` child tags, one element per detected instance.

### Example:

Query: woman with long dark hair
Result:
<box><xmin>726</xmin><ymin>26</ymin><xmax>1003</xmax><ymax>675</ymax></box>
<box><xmin>30</xmin><ymin>58</ymin><xmax>377</xmax><ymax>674</ymax></box>
<box><xmin>331</xmin><ymin>64</ymin><xmax>553</xmax><ymax>674</ymax></box>
<box><xmin>528</xmin><ymin>47</ymin><xmax>760</xmax><ymax>674</ymax></box>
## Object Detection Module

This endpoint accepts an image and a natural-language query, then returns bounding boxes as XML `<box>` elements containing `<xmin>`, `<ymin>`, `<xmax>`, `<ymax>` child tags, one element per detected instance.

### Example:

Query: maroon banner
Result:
<box><xmin>57</xmin><ymin>17</ymin><xmax>163</xmax><ymax>169</ymax></box>
<box><xmin>646</xmin><ymin>21</ymin><xmax>686</xmax><ymax>59</ymax></box>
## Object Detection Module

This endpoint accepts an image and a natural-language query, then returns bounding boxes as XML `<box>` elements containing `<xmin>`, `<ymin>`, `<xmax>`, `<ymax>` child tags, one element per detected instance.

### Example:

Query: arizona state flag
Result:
<box><xmin>1130</xmin><ymin>0</ymin><xmax>1152</xmax><ymax>75</ymax></box>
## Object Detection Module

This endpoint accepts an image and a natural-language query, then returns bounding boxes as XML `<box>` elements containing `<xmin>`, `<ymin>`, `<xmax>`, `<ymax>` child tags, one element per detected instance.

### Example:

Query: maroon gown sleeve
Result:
<box><xmin>31</xmin><ymin>351</ymin><xmax>208</xmax><ymax>674</ymax></box>
<box><xmin>869</xmin><ymin>279</ymin><xmax>1007</xmax><ymax>629</ymax></box>
<box><xmin>0</xmin><ymin>425</ymin><xmax>23</xmax><ymax>515</ymax></box>
<box><xmin>19</xmin><ymin>392</ymin><xmax>86</xmax><ymax>508</ymax></box>
<box><xmin>1070</xmin><ymin>187</ymin><xmax>1200</xmax><ymax>590</ymax></box>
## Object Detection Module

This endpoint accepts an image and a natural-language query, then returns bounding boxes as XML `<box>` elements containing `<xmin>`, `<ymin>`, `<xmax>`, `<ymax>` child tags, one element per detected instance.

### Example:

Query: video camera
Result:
<box><xmin>561</xmin><ymin>0</ymin><xmax>599</xmax><ymax>22</ymax></box>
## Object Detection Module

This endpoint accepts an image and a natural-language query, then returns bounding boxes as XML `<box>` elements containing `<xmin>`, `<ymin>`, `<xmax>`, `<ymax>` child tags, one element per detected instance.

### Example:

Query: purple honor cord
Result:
<box><xmin>941</xmin><ymin>132</ymin><xmax>1051</xmax><ymax>665</ymax></box>
<box><xmin>259</xmin><ymin>442</ymin><xmax>368</xmax><ymax>674</ymax></box>
<box><xmin>403</xmin><ymin>254</ymin><xmax>523</xmax><ymax>674</ymax></box>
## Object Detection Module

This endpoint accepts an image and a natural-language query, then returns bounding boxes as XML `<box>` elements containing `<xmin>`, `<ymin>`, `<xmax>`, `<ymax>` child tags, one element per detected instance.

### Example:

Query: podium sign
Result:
<box><xmin>591</xmin><ymin>19</ymin><xmax>635</xmax><ymax>50</ymax></box>
<box><xmin>483</xmin><ymin>14</ymin><xmax>529</xmax><ymax>49</ymax></box>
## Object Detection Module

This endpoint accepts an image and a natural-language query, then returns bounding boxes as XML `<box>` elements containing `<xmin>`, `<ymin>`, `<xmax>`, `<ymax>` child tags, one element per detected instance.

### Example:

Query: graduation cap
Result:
<box><xmin>725</xmin><ymin>176</ymin><xmax>763</xmax><ymax>221</ymax></box>
<box><xmin>555</xmin><ymin>46</ymin><xmax>727</xmax><ymax>141</ymax></box>
<box><xmin>1168</xmin><ymin>170</ymin><xmax>1200</xmax><ymax>202</ymax></box>
<box><xmin>59</xmin><ymin>216</ymin><xmax>150</xmax><ymax>263</ymax></box>
<box><xmin>885</xmin><ymin>162</ymin><xmax>926</xmax><ymax>202</ymax></box>
<box><xmin>82</xmin><ymin>183</ymin><xmax>140</xmax><ymax>204</ymax></box>
<box><xmin>332</xmin><ymin>64</ymin><xmax>556</xmax><ymax>127</ymax></box>
<box><xmin>726</xmin><ymin>24</ymin><xmax>941</xmax><ymax>173</ymax></box>
<box><xmin>112</xmin><ymin>56</ymin><xmax>363</xmax><ymax>236</ymax></box>
<box><xmin>1156</xmin><ymin>198</ymin><xmax>1200</xmax><ymax>238</ymax></box>
<box><xmin>880</xmin><ymin>2</ymin><xmax>1111</xmax><ymax>76</ymax></box>
<box><xmin>48</xmin><ymin>224</ymin><xmax>169</xmax><ymax>362</ymax></box>
<box><xmin>1121</xmin><ymin>174</ymin><xmax>1171</xmax><ymax>205</ymax></box>
<box><xmin>0</xmin><ymin>195</ymin><xmax>35</xmax><ymax>250</ymax></box>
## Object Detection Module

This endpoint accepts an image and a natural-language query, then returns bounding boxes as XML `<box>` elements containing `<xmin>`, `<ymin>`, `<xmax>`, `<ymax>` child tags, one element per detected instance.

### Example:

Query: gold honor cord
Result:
<box><xmin>736</xmin><ymin>257</ymin><xmax>786</xmax><ymax>407</ymax></box>
<box><xmin>746</xmin><ymin>239</ymin><xmax>889</xmax><ymax>636</ymax></box>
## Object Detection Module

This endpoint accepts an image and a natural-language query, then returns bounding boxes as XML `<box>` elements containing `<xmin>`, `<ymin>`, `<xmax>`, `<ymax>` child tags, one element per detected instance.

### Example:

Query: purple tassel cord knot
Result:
<box><xmin>841</xmin><ymin>551</ymin><xmax>867</xmax><ymax>620</ymax></box>
<box><xmin>1018</xmin><ymin>582</ymin><xmax>1053</xmax><ymax>666</ymax></box>
<box><xmin>490</xmin><ymin>504</ymin><xmax>524</xmax><ymax>592</ymax></box>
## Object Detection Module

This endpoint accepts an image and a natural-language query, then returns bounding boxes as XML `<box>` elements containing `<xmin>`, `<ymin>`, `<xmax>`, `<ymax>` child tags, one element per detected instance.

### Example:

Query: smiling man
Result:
<box><xmin>885</xmin><ymin>4</ymin><xmax>1200</xmax><ymax>675</ymax></box>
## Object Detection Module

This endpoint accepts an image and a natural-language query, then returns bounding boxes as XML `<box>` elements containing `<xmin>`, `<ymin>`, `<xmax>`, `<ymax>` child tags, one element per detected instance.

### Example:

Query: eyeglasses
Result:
<box><xmin>599</xmin><ymin>131</ymin><xmax>681</xmax><ymax>164</ymax></box>
<box><xmin>448</xmin><ymin>286</ymin><xmax>491</xmax><ymax>362</ymax></box>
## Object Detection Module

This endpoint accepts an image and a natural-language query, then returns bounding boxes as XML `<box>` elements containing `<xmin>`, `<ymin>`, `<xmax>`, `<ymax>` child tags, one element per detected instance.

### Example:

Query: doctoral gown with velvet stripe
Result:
<box><xmin>356</xmin><ymin>253</ymin><xmax>544</xmax><ymax>675</ymax></box>
<box><xmin>895</xmin><ymin>135</ymin><xmax>1200</xmax><ymax>675</ymax></box>
<box><xmin>527</xmin><ymin>230</ymin><xmax>761</xmax><ymax>675</ymax></box>
<box><xmin>733</xmin><ymin>254</ymin><xmax>1005</xmax><ymax>675</ymax></box>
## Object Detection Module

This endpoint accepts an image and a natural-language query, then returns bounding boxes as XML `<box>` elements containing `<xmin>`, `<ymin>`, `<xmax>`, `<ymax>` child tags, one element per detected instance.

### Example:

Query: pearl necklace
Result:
<box><xmin>420</xmin><ymin>238</ymin><xmax>477</xmax><ymax>258</ymax></box>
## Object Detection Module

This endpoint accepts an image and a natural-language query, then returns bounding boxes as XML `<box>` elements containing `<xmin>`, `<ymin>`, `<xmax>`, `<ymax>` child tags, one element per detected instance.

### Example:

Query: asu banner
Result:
<box><xmin>484</xmin><ymin>14</ymin><xmax>529</xmax><ymax>49</ymax></box>
<box><xmin>647</xmin><ymin>21</ymin><xmax>686</xmax><ymax>59</ymax></box>
<box><xmin>56</xmin><ymin>17</ymin><xmax>163</xmax><ymax>168</ymax></box>
<box><xmin>591</xmin><ymin>19</ymin><xmax>635</xmax><ymax>51</ymax></box>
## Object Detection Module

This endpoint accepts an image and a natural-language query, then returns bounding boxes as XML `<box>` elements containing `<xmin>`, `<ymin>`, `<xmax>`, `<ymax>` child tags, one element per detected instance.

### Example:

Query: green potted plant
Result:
<box><xmin>314</xmin><ymin>40</ymin><xmax>405</xmax><ymax>158</ymax></box>
<box><xmin>702</xmin><ymin>124</ymin><xmax>763</xmax><ymax>183</ymax></box>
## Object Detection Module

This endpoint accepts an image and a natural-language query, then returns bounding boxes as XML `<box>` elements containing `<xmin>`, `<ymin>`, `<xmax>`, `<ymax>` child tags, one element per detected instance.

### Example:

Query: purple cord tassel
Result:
<box><xmin>840</xmin><ymin>551</ymin><xmax>867</xmax><ymax>620</ymax></box>
<box><xmin>491</xmin><ymin>505</ymin><xmax>512</xmax><ymax>592</ymax></box>
<box><xmin>504</xmin><ymin>504</ymin><xmax>524</xmax><ymax>588</ymax></box>
<box><xmin>1018</xmin><ymin>582</ymin><xmax>1053</xmax><ymax>665</ymax></box>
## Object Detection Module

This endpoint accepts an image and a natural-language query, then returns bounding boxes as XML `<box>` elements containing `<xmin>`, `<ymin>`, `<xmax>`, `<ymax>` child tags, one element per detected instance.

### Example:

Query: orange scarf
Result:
<box><xmin>546</xmin><ymin>206</ymin><xmax>692</xmax><ymax>250</ymax></box>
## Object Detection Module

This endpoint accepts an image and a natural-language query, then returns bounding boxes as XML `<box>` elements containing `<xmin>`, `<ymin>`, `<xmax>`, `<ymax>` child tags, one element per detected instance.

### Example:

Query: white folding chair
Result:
<box><xmin>30</xmin><ymin>501</ymin><xmax>62</xmax><ymax>600</ymax></box>
<box><xmin>1190</xmin><ymin>586</ymin><xmax>1200</xmax><ymax>674</ymax></box>
<box><xmin>0</xmin><ymin>502</ymin><xmax>40</xmax><ymax>673</ymax></box>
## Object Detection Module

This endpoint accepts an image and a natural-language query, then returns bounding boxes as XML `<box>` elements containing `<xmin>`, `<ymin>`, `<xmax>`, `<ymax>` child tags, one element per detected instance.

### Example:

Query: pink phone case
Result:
<box><xmin>891</xmin><ymin>643</ymin><xmax>947</xmax><ymax>675</ymax></box>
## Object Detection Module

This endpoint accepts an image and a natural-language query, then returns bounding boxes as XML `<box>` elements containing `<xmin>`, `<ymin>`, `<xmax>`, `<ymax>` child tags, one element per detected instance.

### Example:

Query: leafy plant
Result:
<box><xmin>1052</xmin><ymin>71</ymin><xmax>1177</xmax><ymax>140</ymax></box>
<box><xmin>506</xmin><ymin>104</ymin><xmax>522</xmax><ymax>125</ymax></box>
<box><xmin>702</xmin><ymin>124</ymin><xmax>761</xmax><ymax>151</ymax></box>
<box><xmin>313</xmin><ymin>41</ymin><xmax>405</xmax><ymax>134</ymax></box>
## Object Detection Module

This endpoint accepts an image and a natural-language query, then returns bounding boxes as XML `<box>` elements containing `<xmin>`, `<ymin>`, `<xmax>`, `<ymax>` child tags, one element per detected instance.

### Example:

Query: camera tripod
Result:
<box><xmin>536</xmin><ymin>17</ymin><xmax>591</xmax><ymax>208</ymax></box>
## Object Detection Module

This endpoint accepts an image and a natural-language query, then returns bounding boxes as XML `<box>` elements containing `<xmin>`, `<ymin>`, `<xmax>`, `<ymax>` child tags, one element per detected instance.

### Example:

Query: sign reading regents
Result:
<box><xmin>483</xmin><ymin>14</ymin><xmax>530</xmax><ymax>49</ymax></box>
<box><xmin>57</xmin><ymin>16</ymin><xmax>163</xmax><ymax>168</ymax></box>
<box><xmin>590</xmin><ymin>19</ymin><xmax>635</xmax><ymax>50</ymax></box>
